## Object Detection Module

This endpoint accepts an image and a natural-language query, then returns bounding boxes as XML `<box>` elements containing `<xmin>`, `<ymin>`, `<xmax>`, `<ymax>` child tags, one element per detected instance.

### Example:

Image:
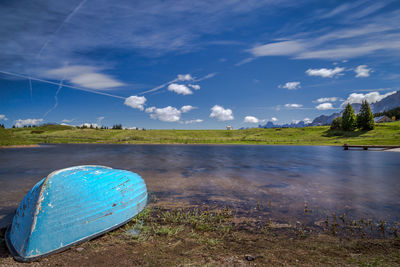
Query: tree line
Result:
<box><xmin>331</xmin><ymin>100</ymin><xmax>375</xmax><ymax>131</ymax></box>
<box><xmin>374</xmin><ymin>106</ymin><xmax>400</xmax><ymax>121</ymax></box>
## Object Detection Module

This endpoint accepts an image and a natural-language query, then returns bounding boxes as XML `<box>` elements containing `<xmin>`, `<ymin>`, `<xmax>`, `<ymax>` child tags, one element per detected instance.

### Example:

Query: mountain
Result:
<box><xmin>371</xmin><ymin>91</ymin><xmax>400</xmax><ymax>113</ymax></box>
<box><xmin>309</xmin><ymin>112</ymin><xmax>341</xmax><ymax>126</ymax></box>
<box><xmin>309</xmin><ymin>90</ymin><xmax>400</xmax><ymax>126</ymax></box>
<box><xmin>259</xmin><ymin>120</ymin><xmax>307</xmax><ymax>128</ymax></box>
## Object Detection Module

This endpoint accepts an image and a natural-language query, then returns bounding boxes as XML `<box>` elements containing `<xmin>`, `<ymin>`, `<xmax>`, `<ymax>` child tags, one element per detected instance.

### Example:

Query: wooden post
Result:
<box><xmin>363</xmin><ymin>147</ymin><xmax>368</xmax><ymax>150</ymax></box>
<box><xmin>343</xmin><ymin>144</ymin><xmax>348</xmax><ymax>150</ymax></box>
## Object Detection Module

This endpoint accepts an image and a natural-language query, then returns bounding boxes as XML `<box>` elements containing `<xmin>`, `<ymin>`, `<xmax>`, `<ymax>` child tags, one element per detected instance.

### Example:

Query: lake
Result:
<box><xmin>1</xmin><ymin>144</ymin><xmax>399</xmax><ymax>228</ymax></box>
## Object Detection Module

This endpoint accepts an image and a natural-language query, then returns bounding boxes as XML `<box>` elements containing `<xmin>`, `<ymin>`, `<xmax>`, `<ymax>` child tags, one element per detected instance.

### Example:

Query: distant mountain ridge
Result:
<box><xmin>258</xmin><ymin>90</ymin><xmax>400</xmax><ymax>128</ymax></box>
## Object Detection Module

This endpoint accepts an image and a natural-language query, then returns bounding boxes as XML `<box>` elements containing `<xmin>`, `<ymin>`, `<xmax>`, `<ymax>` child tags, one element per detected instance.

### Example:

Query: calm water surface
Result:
<box><xmin>1</xmin><ymin>144</ymin><xmax>399</xmax><ymax>228</ymax></box>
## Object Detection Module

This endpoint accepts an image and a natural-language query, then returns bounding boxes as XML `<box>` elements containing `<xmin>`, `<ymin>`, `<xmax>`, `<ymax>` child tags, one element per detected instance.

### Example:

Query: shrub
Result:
<box><xmin>330</xmin><ymin>117</ymin><xmax>342</xmax><ymax>130</ymax></box>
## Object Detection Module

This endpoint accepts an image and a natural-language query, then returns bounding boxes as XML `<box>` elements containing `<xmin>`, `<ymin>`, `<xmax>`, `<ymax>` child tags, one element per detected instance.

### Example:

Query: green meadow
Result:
<box><xmin>1</xmin><ymin>121</ymin><xmax>400</xmax><ymax>147</ymax></box>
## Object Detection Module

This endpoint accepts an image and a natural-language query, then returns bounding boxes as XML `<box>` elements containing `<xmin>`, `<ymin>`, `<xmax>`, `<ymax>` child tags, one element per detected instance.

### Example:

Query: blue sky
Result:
<box><xmin>1</xmin><ymin>0</ymin><xmax>399</xmax><ymax>129</ymax></box>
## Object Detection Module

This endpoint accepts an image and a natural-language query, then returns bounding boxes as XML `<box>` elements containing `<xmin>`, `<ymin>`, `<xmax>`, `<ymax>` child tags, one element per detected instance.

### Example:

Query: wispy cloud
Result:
<box><xmin>184</xmin><ymin>119</ymin><xmax>203</xmax><ymax>124</ymax></box>
<box><xmin>247</xmin><ymin>3</ymin><xmax>400</xmax><ymax>61</ymax></box>
<box><xmin>0</xmin><ymin>0</ymin><xmax>293</xmax><ymax>76</ymax></box>
<box><xmin>45</xmin><ymin>65</ymin><xmax>124</xmax><ymax>90</ymax></box>
<box><xmin>284</xmin><ymin>103</ymin><xmax>303</xmax><ymax>108</ymax></box>
<box><xmin>0</xmin><ymin>70</ymin><xmax>126</xmax><ymax>99</ymax></box>
<box><xmin>0</xmin><ymin>115</ymin><xmax>8</xmax><ymax>121</ymax></box>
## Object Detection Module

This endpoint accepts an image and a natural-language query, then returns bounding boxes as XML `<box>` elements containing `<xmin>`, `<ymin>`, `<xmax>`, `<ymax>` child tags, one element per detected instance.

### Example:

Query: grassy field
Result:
<box><xmin>1</xmin><ymin>121</ymin><xmax>400</xmax><ymax>146</ymax></box>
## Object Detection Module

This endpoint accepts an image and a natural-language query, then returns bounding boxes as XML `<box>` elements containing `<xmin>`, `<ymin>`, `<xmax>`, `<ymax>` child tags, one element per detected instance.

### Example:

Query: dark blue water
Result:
<box><xmin>1</xmin><ymin>144</ymin><xmax>399</xmax><ymax>228</ymax></box>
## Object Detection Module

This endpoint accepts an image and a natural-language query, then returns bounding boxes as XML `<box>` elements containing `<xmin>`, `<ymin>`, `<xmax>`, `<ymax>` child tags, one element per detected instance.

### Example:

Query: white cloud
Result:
<box><xmin>46</xmin><ymin>65</ymin><xmax>124</xmax><ymax>90</ymax></box>
<box><xmin>316</xmin><ymin>103</ymin><xmax>334</xmax><ymax>110</ymax></box>
<box><xmin>355</xmin><ymin>65</ymin><xmax>372</xmax><ymax>78</ymax></box>
<box><xmin>124</xmin><ymin>96</ymin><xmax>147</xmax><ymax>110</ymax></box>
<box><xmin>303</xmin><ymin>118</ymin><xmax>312</xmax><ymax>124</ymax></box>
<box><xmin>250</xmin><ymin>40</ymin><xmax>306</xmax><ymax>57</ymax></box>
<box><xmin>70</xmin><ymin>73</ymin><xmax>124</xmax><ymax>90</ymax></box>
<box><xmin>342</xmin><ymin>91</ymin><xmax>396</xmax><ymax>106</ymax></box>
<box><xmin>180</xmin><ymin>105</ymin><xmax>196</xmax><ymax>113</ymax></box>
<box><xmin>306</xmin><ymin>67</ymin><xmax>344</xmax><ymax>78</ymax></box>
<box><xmin>279</xmin><ymin>81</ymin><xmax>301</xmax><ymax>90</ymax></box>
<box><xmin>168</xmin><ymin>83</ymin><xmax>193</xmax><ymax>95</ymax></box>
<box><xmin>315</xmin><ymin>97</ymin><xmax>339</xmax><ymax>103</ymax></box>
<box><xmin>209</xmin><ymin>105</ymin><xmax>234</xmax><ymax>121</ymax></box>
<box><xmin>271</xmin><ymin>117</ymin><xmax>278</xmax><ymax>122</ymax></box>
<box><xmin>80</xmin><ymin>123</ymin><xmax>100</xmax><ymax>128</ymax></box>
<box><xmin>97</xmin><ymin>116</ymin><xmax>105</xmax><ymax>123</ymax></box>
<box><xmin>177</xmin><ymin>74</ymin><xmax>193</xmax><ymax>81</ymax></box>
<box><xmin>145</xmin><ymin>107</ymin><xmax>156</xmax><ymax>113</ymax></box>
<box><xmin>148</xmin><ymin>106</ymin><xmax>181</xmax><ymax>122</ymax></box>
<box><xmin>185</xmin><ymin>119</ymin><xmax>203</xmax><ymax>124</ymax></box>
<box><xmin>244</xmin><ymin>116</ymin><xmax>260</xmax><ymax>123</ymax></box>
<box><xmin>15</xmin><ymin>118</ymin><xmax>43</xmax><ymax>127</ymax></box>
<box><xmin>284</xmin><ymin>104</ymin><xmax>303</xmax><ymax>108</ymax></box>
<box><xmin>62</xmin><ymin>119</ymin><xmax>74</xmax><ymax>123</ymax></box>
<box><xmin>0</xmin><ymin>114</ymin><xmax>8</xmax><ymax>121</ymax></box>
<box><xmin>188</xmin><ymin>84</ymin><xmax>200</xmax><ymax>90</ymax></box>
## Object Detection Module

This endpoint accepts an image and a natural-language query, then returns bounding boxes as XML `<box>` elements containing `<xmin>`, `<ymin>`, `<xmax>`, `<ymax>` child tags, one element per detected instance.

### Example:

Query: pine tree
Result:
<box><xmin>357</xmin><ymin>100</ymin><xmax>375</xmax><ymax>130</ymax></box>
<box><xmin>342</xmin><ymin>104</ymin><xmax>357</xmax><ymax>131</ymax></box>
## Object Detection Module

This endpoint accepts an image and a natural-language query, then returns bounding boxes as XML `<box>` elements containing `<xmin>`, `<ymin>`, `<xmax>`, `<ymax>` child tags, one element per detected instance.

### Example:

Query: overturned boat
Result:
<box><xmin>5</xmin><ymin>165</ymin><xmax>147</xmax><ymax>262</ymax></box>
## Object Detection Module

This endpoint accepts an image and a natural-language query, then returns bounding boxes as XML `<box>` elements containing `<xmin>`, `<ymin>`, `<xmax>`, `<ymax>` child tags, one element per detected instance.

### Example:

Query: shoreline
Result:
<box><xmin>1</xmin><ymin>205</ymin><xmax>399</xmax><ymax>266</ymax></box>
<box><xmin>2</xmin><ymin>142</ymin><xmax>400</xmax><ymax>149</ymax></box>
<box><xmin>0</xmin><ymin>144</ymin><xmax>40</xmax><ymax>149</ymax></box>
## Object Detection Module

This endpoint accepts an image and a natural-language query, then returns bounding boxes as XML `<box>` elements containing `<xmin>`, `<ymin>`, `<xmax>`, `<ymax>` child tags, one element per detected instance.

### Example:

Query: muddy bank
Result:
<box><xmin>1</xmin><ymin>204</ymin><xmax>399</xmax><ymax>266</ymax></box>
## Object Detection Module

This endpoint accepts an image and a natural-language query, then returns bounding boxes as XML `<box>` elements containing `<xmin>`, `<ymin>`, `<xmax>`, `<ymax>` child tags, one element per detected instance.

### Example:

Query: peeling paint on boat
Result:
<box><xmin>5</xmin><ymin>165</ymin><xmax>147</xmax><ymax>262</ymax></box>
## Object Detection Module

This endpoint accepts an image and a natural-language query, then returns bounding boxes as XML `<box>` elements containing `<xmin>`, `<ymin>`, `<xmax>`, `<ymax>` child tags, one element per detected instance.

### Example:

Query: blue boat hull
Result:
<box><xmin>5</xmin><ymin>165</ymin><xmax>147</xmax><ymax>261</ymax></box>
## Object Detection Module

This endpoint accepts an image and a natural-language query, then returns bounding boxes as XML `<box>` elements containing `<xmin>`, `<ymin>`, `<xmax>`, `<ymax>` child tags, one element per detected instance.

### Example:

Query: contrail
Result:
<box><xmin>43</xmin><ymin>79</ymin><xmax>64</xmax><ymax>118</ymax></box>
<box><xmin>138</xmin><ymin>72</ymin><xmax>217</xmax><ymax>95</ymax></box>
<box><xmin>138</xmin><ymin>79</ymin><xmax>178</xmax><ymax>95</ymax></box>
<box><xmin>38</xmin><ymin>0</ymin><xmax>87</xmax><ymax>57</ymax></box>
<box><xmin>0</xmin><ymin>70</ymin><xmax>126</xmax><ymax>100</ymax></box>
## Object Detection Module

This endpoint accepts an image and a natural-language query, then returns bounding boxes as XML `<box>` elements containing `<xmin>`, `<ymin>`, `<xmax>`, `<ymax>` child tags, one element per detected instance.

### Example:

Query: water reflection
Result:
<box><xmin>0</xmin><ymin>144</ymin><xmax>399</xmax><ymax>228</ymax></box>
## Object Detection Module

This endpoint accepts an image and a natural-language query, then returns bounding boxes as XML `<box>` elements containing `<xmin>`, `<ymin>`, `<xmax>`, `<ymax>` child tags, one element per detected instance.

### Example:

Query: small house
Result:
<box><xmin>374</xmin><ymin>115</ymin><xmax>392</xmax><ymax>123</ymax></box>
<box><xmin>226</xmin><ymin>126</ymin><xmax>233</xmax><ymax>130</ymax></box>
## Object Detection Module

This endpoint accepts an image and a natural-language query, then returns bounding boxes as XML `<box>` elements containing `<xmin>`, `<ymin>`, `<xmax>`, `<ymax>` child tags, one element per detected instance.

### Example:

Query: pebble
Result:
<box><xmin>245</xmin><ymin>254</ymin><xmax>255</xmax><ymax>261</ymax></box>
<box><xmin>76</xmin><ymin>247</ymin><xmax>84</xmax><ymax>252</ymax></box>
